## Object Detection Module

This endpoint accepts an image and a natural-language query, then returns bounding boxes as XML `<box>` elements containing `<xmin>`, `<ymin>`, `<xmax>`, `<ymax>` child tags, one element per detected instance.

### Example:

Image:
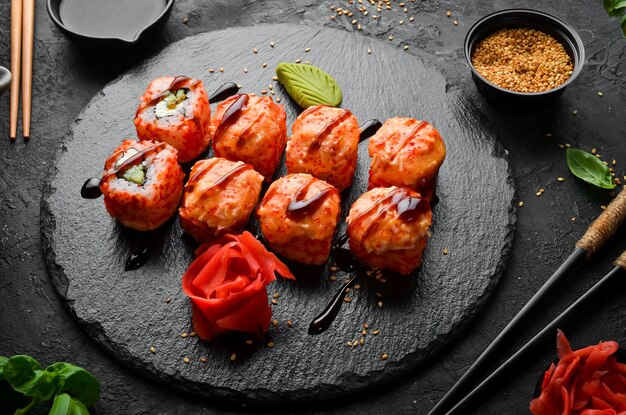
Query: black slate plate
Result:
<box><xmin>41</xmin><ymin>24</ymin><xmax>515</xmax><ymax>404</ymax></box>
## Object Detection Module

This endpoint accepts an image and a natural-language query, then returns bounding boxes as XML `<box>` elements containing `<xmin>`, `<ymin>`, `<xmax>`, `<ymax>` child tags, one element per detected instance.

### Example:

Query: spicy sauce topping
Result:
<box><xmin>286</xmin><ymin>177</ymin><xmax>337</xmax><ymax>219</ymax></box>
<box><xmin>388</xmin><ymin>121</ymin><xmax>427</xmax><ymax>162</ymax></box>
<box><xmin>185</xmin><ymin>161</ymin><xmax>252</xmax><ymax>195</ymax></box>
<box><xmin>307</xmin><ymin>109</ymin><xmax>350</xmax><ymax>153</ymax></box>
<box><xmin>348</xmin><ymin>187</ymin><xmax>429</xmax><ymax>242</ymax></box>
<box><xmin>214</xmin><ymin>94</ymin><xmax>250</xmax><ymax>139</ymax></box>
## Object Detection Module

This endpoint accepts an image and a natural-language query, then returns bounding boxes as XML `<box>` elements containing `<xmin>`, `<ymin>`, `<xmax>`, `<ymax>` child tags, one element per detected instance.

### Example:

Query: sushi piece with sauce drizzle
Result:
<box><xmin>256</xmin><ymin>173</ymin><xmax>341</xmax><ymax>265</ymax></box>
<box><xmin>368</xmin><ymin>117</ymin><xmax>446</xmax><ymax>201</ymax></box>
<box><xmin>100</xmin><ymin>140</ymin><xmax>184</xmax><ymax>231</ymax></box>
<box><xmin>346</xmin><ymin>186</ymin><xmax>432</xmax><ymax>275</ymax></box>
<box><xmin>285</xmin><ymin>105</ymin><xmax>360</xmax><ymax>191</ymax></box>
<box><xmin>209</xmin><ymin>94</ymin><xmax>287</xmax><ymax>180</ymax></box>
<box><xmin>134</xmin><ymin>76</ymin><xmax>211</xmax><ymax>163</ymax></box>
<box><xmin>179</xmin><ymin>157</ymin><xmax>264</xmax><ymax>243</ymax></box>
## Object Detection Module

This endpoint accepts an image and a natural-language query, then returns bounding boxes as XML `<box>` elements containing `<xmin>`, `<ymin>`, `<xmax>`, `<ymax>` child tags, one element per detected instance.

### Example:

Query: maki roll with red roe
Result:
<box><xmin>346</xmin><ymin>186</ymin><xmax>432</xmax><ymax>275</ymax></box>
<box><xmin>100</xmin><ymin>140</ymin><xmax>184</xmax><ymax>231</ymax></box>
<box><xmin>179</xmin><ymin>158</ymin><xmax>264</xmax><ymax>243</ymax></box>
<box><xmin>209</xmin><ymin>94</ymin><xmax>287</xmax><ymax>180</ymax></box>
<box><xmin>368</xmin><ymin>117</ymin><xmax>446</xmax><ymax>200</ymax></box>
<box><xmin>256</xmin><ymin>173</ymin><xmax>340</xmax><ymax>265</ymax></box>
<box><xmin>134</xmin><ymin>76</ymin><xmax>211</xmax><ymax>163</ymax></box>
<box><xmin>285</xmin><ymin>105</ymin><xmax>360</xmax><ymax>191</ymax></box>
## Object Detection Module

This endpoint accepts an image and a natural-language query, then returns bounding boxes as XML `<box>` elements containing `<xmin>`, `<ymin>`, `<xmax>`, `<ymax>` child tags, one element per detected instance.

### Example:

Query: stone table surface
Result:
<box><xmin>0</xmin><ymin>1</ymin><xmax>625</xmax><ymax>414</ymax></box>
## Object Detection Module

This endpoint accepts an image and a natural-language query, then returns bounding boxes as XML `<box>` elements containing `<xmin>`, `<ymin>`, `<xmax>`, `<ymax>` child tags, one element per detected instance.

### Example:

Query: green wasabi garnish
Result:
<box><xmin>122</xmin><ymin>165</ymin><xmax>145</xmax><ymax>185</ymax></box>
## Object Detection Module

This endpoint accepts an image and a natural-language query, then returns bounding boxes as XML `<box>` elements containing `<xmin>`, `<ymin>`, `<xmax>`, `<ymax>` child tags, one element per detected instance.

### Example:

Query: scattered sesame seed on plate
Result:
<box><xmin>149</xmin><ymin>346</ymin><xmax>156</xmax><ymax>353</ymax></box>
<box><xmin>183</xmin><ymin>17</ymin><xmax>189</xmax><ymax>24</ymax></box>
<box><xmin>230</xmin><ymin>353</ymin><xmax>237</xmax><ymax>361</ymax></box>
<box><xmin>273</xmin><ymin>319</ymin><xmax>279</xmax><ymax>327</ymax></box>
<box><xmin>363</xmin><ymin>323</ymin><xmax>369</xmax><ymax>329</ymax></box>
<box><xmin>219</xmin><ymin>67</ymin><xmax>224</xmax><ymax>73</ymax></box>
<box><xmin>199</xmin><ymin>357</ymin><xmax>207</xmax><ymax>363</ymax></box>
<box><xmin>403</xmin><ymin>45</ymin><xmax>409</xmax><ymax>50</ymax></box>
<box><xmin>359</xmin><ymin>338</ymin><xmax>365</xmax><ymax>346</ymax></box>
<box><xmin>381</xmin><ymin>353</ymin><xmax>389</xmax><ymax>361</ymax></box>
<box><xmin>181</xmin><ymin>332</ymin><xmax>188</xmax><ymax>338</ymax></box>
<box><xmin>305</xmin><ymin>47</ymin><xmax>311</xmax><ymax>52</ymax></box>
<box><xmin>446</xmin><ymin>10</ymin><xmax>451</xmax><ymax>17</ymax></box>
<box><xmin>557</xmin><ymin>177</ymin><xmax>565</xmax><ymax>182</ymax></box>
<box><xmin>262</xmin><ymin>62</ymin><xmax>268</xmax><ymax>68</ymax></box>
<box><xmin>270</xmin><ymin>41</ymin><xmax>275</xmax><ymax>47</ymax></box>
<box><xmin>453</xmin><ymin>20</ymin><xmax>458</xmax><ymax>25</ymax></box>
<box><xmin>208</xmin><ymin>68</ymin><xmax>214</xmax><ymax>73</ymax></box>
<box><xmin>245</xmin><ymin>339</ymin><xmax>254</xmax><ymax>345</ymax></box>
<box><xmin>518</xmin><ymin>201</ymin><xmax>524</xmax><ymax>207</ymax></box>
<box><xmin>377</xmin><ymin>301</ymin><xmax>383</xmax><ymax>308</ymax></box>
<box><xmin>372</xmin><ymin>330</ymin><xmax>380</xmax><ymax>335</ymax></box>
<box><xmin>443</xmin><ymin>248</ymin><xmax>449</xmax><ymax>255</ymax></box>
<box><xmin>598</xmin><ymin>91</ymin><xmax>604</xmax><ymax>97</ymax></box>
<box><xmin>295</xmin><ymin>58</ymin><xmax>302</xmax><ymax>63</ymax></box>
<box><xmin>253</xmin><ymin>48</ymin><xmax>259</xmax><ymax>53</ymax></box>
<box><xmin>287</xmin><ymin>320</ymin><xmax>293</xmax><ymax>327</ymax></box>
<box><xmin>272</xmin><ymin>75</ymin><xmax>279</xmax><ymax>81</ymax></box>
<box><xmin>267</xmin><ymin>341</ymin><xmax>275</xmax><ymax>348</ymax></box>
<box><xmin>183</xmin><ymin>357</ymin><xmax>190</xmax><ymax>364</ymax></box>
<box><xmin>344</xmin><ymin>297</ymin><xmax>352</xmax><ymax>303</ymax></box>
<box><xmin>271</xmin><ymin>298</ymin><xmax>277</xmax><ymax>304</ymax></box>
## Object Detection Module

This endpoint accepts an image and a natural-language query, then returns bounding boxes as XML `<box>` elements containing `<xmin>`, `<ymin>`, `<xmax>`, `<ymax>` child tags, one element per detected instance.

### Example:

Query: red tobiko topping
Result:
<box><xmin>530</xmin><ymin>330</ymin><xmax>626</xmax><ymax>415</ymax></box>
<box><xmin>182</xmin><ymin>231</ymin><xmax>294</xmax><ymax>341</ymax></box>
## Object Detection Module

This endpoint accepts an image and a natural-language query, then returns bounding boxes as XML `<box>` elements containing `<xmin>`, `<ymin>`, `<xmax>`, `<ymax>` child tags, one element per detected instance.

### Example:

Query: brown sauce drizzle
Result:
<box><xmin>388</xmin><ymin>121</ymin><xmax>427</xmax><ymax>162</ymax></box>
<box><xmin>307</xmin><ymin>109</ymin><xmax>350</xmax><ymax>153</ymax></box>
<box><xmin>286</xmin><ymin>177</ymin><xmax>337</xmax><ymax>219</ymax></box>
<box><xmin>184</xmin><ymin>161</ymin><xmax>252</xmax><ymax>196</ymax></box>
<box><xmin>103</xmin><ymin>142</ymin><xmax>166</xmax><ymax>180</ymax></box>
<box><xmin>214</xmin><ymin>94</ymin><xmax>249</xmax><ymax>139</ymax></box>
<box><xmin>348</xmin><ymin>187</ymin><xmax>429</xmax><ymax>243</ymax></box>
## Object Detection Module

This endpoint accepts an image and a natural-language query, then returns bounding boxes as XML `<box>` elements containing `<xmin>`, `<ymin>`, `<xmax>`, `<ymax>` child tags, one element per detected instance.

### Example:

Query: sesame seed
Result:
<box><xmin>330</xmin><ymin>15</ymin><xmax>335</xmax><ymax>20</ymax></box>
<box><xmin>372</xmin><ymin>330</ymin><xmax>380</xmax><ymax>335</ymax></box>
<box><xmin>357</xmin><ymin>24</ymin><xmax>363</xmax><ymax>30</ymax></box>
<box><xmin>270</xmin><ymin>41</ymin><xmax>275</xmax><ymax>47</ymax></box>
<box><xmin>208</xmin><ymin>68</ymin><xmax>214</xmax><ymax>73</ymax></box>
<box><xmin>219</xmin><ymin>67</ymin><xmax>224</xmax><ymax>73</ymax></box>
<box><xmin>612</xmin><ymin>160</ymin><xmax>617</xmax><ymax>165</ymax></box>
<box><xmin>363</xmin><ymin>323</ymin><xmax>369</xmax><ymax>329</ymax></box>
<box><xmin>305</xmin><ymin>47</ymin><xmax>311</xmax><ymax>52</ymax></box>
<box><xmin>183</xmin><ymin>357</ymin><xmax>190</xmax><ymax>364</ymax></box>
<box><xmin>409</xmin><ymin>16</ymin><xmax>414</xmax><ymax>21</ymax></box>
<box><xmin>557</xmin><ymin>177</ymin><xmax>565</xmax><ymax>182</ymax></box>
<box><xmin>565</xmin><ymin>143</ymin><xmax>571</xmax><ymax>148</ymax></box>
<box><xmin>190</xmin><ymin>331</ymin><xmax>197</xmax><ymax>337</ymax></box>
<box><xmin>272</xmin><ymin>75</ymin><xmax>278</xmax><ymax>81</ymax></box>
<box><xmin>165</xmin><ymin>297</ymin><xmax>172</xmax><ymax>303</ymax></box>
<box><xmin>344</xmin><ymin>297</ymin><xmax>352</xmax><ymax>303</ymax></box>
<box><xmin>149</xmin><ymin>346</ymin><xmax>156</xmax><ymax>353</ymax></box>
<box><xmin>368</xmin><ymin>48</ymin><xmax>372</xmax><ymax>54</ymax></box>
<box><xmin>572</xmin><ymin>110</ymin><xmax>578</xmax><ymax>115</ymax></box>
<box><xmin>276</xmin><ymin>97</ymin><xmax>281</xmax><ymax>102</ymax></box>
<box><xmin>273</xmin><ymin>319</ymin><xmax>278</xmax><ymax>327</ymax></box>
<box><xmin>244</xmin><ymin>68</ymin><xmax>248</xmax><ymax>73</ymax></box>
<box><xmin>199</xmin><ymin>357</ymin><xmax>206</xmax><ymax>363</ymax></box>
<box><xmin>598</xmin><ymin>91</ymin><xmax>604</xmax><ymax>96</ymax></box>
<box><xmin>295</xmin><ymin>58</ymin><xmax>302</xmax><ymax>63</ymax></box>
<box><xmin>453</xmin><ymin>20</ymin><xmax>458</xmax><ymax>25</ymax></box>
<box><xmin>237</xmin><ymin>84</ymin><xmax>242</xmax><ymax>89</ymax></box>
<box><xmin>287</xmin><ymin>320</ymin><xmax>293</xmax><ymax>327</ymax></box>
<box><xmin>518</xmin><ymin>201</ymin><xmax>524</xmax><ymax>207</ymax></box>
<box><xmin>381</xmin><ymin>353</ymin><xmax>389</xmax><ymax>361</ymax></box>
<box><xmin>245</xmin><ymin>339</ymin><xmax>254</xmax><ymax>345</ymax></box>
<box><xmin>592</xmin><ymin>148</ymin><xmax>597</xmax><ymax>154</ymax></box>
<box><xmin>399</xmin><ymin>20</ymin><xmax>404</xmax><ymax>24</ymax></box>
<box><xmin>377</xmin><ymin>301</ymin><xmax>383</xmax><ymax>308</ymax></box>
<box><xmin>181</xmin><ymin>332</ymin><xmax>188</xmax><ymax>338</ymax></box>
<box><xmin>253</xmin><ymin>48</ymin><xmax>259</xmax><ymax>53</ymax></box>
<box><xmin>352</xmin><ymin>19</ymin><xmax>357</xmax><ymax>24</ymax></box>
<box><xmin>558</xmin><ymin>144</ymin><xmax>565</xmax><ymax>149</ymax></box>
<box><xmin>359</xmin><ymin>338</ymin><xmax>365</xmax><ymax>346</ymax></box>
<box><xmin>305</xmin><ymin>61</ymin><xmax>310</xmax><ymax>65</ymax></box>
<box><xmin>183</xmin><ymin>17</ymin><xmax>189</xmax><ymax>24</ymax></box>
<box><xmin>354</xmin><ymin>284</ymin><xmax>361</xmax><ymax>289</ymax></box>
<box><xmin>443</xmin><ymin>248</ymin><xmax>449</xmax><ymax>255</ymax></box>
<box><xmin>346</xmin><ymin>341</ymin><xmax>353</xmax><ymax>347</ymax></box>
<box><xmin>230</xmin><ymin>353</ymin><xmax>237</xmax><ymax>361</ymax></box>
<box><xmin>273</xmin><ymin>293</ymin><xmax>279</xmax><ymax>299</ymax></box>
<box><xmin>446</xmin><ymin>10</ymin><xmax>451</xmax><ymax>17</ymax></box>
<box><xmin>271</xmin><ymin>298</ymin><xmax>277</xmax><ymax>304</ymax></box>
<box><xmin>571</xmin><ymin>217</ymin><xmax>576</xmax><ymax>221</ymax></box>
<box><xmin>262</xmin><ymin>62</ymin><xmax>268</xmax><ymax>68</ymax></box>
<box><xmin>329</xmin><ymin>275</ymin><xmax>337</xmax><ymax>281</ymax></box>
<box><xmin>362</xmin><ymin>329</ymin><xmax>367</xmax><ymax>335</ymax></box>
<box><xmin>267</xmin><ymin>341</ymin><xmax>275</xmax><ymax>348</ymax></box>
<box><xmin>546</xmin><ymin>133</ymin><xmax>552</xmax><ymax>137</ymax></box>
<box><xmin>330</xmin><ymin>266</ymin><xmax>338</xmax><ymax>272</ymax></box>
<box><xmin>388</xmin><ymin>35</ymin><xmax>394</xmax><ymax>41</ymax></box>
<box><xmin>380</xmin><ymin>278</ymin><xmax>387</xmax><ymax>283</ymax></box>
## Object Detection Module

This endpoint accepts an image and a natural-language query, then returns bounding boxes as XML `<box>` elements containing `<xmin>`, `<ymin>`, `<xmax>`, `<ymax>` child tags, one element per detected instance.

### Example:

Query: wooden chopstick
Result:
<box><xmin>22</xmin><ymin>0</ymin><xmax>34</xmax><ymax>140</ymax></box>
<box><xmin>428</xmin><ymin>188</ymin><xmax>626</xmax><ymax>415</ymax></box>
<box><xmin>10</xmin><ymin>0</ymin><xmax>22</xmax><ymax>141</ymax></box>
<box><xmin>443</xmin><ymin>249</ymin><xmax>626</xmax><ymax>415</ymax></box>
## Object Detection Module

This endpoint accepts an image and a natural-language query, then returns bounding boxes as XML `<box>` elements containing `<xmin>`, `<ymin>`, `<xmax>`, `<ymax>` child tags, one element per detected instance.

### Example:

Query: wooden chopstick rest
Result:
<box><xmin>576</xmin><ymin>188</ymin><xmax>626</xmax><ymax>256</ymax></box>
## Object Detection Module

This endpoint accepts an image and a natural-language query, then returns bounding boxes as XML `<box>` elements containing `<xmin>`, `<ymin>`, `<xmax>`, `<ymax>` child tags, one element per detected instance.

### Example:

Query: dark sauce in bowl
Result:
<box><xmin>58</xmin><ymin>0</ymin><xmax>167</xmax><ymax>42</ymax></box>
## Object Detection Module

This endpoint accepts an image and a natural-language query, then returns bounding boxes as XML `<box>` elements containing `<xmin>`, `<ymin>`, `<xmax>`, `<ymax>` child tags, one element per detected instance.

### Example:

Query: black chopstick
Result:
<box><xmin>428</xmin><ymin>188</ymin><xmax>626</xmax><ymax>415</ymax></box>
<box><xmin>443</xmin><ymin>250</ymin><xmax>626</xmax><ymax>415</ymax></box>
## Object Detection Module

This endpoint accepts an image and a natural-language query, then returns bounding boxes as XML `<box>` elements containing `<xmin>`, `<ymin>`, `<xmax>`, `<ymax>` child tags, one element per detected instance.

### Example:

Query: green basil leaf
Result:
<box><xmin>0</xmin><ymin>356</ymin><xmax>7</xmax><ymax>381</ymax></box>
<box><xmin>49</xmin><ymin>393</ymin><xmax>90</xmax><ymax>415</ymax></box>
<box><xmin>276</xmin><ymin>62</ymin><xmax>342</xmax><ymax>108</ymax></box>
<box><xmin>47</xmin><ymin>363</ymin><xmax>100</xmax><ymax>407</ymax></box>
<box><xmin>3</xmin><ymin>355</ymin><xmax>41</xmax><ymax>392</ymax></box>
<box><xmin>566</xmin><ymin>148</ymin><xmax>616</xmax><ymax>189</ymax></box>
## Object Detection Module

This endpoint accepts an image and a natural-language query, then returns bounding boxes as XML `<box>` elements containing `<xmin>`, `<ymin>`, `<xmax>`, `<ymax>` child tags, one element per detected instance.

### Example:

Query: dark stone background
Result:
<box><xmin>0</xmin><ymin>0</ymin><xmax>625</xmax><ymax>414</ymax></box>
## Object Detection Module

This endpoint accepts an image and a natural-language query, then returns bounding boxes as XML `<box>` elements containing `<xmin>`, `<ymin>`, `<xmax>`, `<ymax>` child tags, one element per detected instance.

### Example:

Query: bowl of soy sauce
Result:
<box><xmin>47</xmin><ymin>0</ymin><xmax>174</xmax><ymax>48</ymax></box>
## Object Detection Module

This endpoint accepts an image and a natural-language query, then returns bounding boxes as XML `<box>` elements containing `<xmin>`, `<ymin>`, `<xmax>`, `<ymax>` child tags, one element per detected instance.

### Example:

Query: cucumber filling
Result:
<box><xmin>154</xmin><ymin>88</ymin><xmax>189</xmax><ymax>118</ymax></box>
<box><xmin>121</xmin><ymin>164</ymin><xmax>146</xmax><ymax>185</ymax></box>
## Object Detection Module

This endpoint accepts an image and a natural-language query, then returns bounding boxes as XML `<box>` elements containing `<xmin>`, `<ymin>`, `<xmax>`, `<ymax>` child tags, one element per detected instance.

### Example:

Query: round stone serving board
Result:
<box><xmin>41</xmin><ymin>24</ymin><xmax>515</xmax><ymax>404</ymax></box>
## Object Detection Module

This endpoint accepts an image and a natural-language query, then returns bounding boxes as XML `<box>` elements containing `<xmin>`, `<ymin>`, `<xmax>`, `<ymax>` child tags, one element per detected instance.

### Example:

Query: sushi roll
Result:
<box><xmin>179</xmin><ymin>157</ymin><xmax>264</xmax><ymax>243</ymax></box>
<box><xmin>346</xmin><ymin>186</ymin><xmax>432</xmax><ymax>275</ymax></box>
<box><xmin>209</xmin><ymin>94</ymin><xmax>287</xmax><ymax>180</ymax></box>
<box><xmin>256</xmin><ymin>173</ymin><xmax>340</xmax><ymax>265</ymax></box>
<box><xmin>134</xmin><ymin>76</ymin><xmax>211</xmax><ymax>163</ymax></box>
<box><xmin>100</xmin><ymin>140</ymin><xmax>184</xmax><ymax>231</ymax></box>
<box><xmin>285</xmin><ymin>105</ymin><xmax>359</xmax><ymax>191</ymax></box>
<box><xmin>368</xmin><ymin>117</ymin><xmax>446</xmax><ymax>200</ymax></box>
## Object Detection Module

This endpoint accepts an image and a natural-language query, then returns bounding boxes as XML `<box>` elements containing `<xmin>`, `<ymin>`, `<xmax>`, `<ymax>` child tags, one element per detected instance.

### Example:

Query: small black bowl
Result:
<box><xmin>47</xmin><ymin>0</ymin><xmax>174</xmax><ymax>49</ymax></box>
<box><xmin>464</xmin><ymin>9</ymin><xmax>585</xmax><ymax>110</ymax></box>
